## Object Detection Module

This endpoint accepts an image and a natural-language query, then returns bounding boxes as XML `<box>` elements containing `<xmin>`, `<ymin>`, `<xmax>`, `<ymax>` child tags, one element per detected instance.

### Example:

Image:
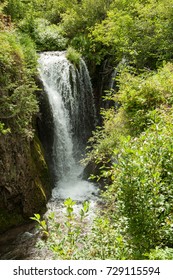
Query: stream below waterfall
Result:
<box><xmin>0</xmin><ymin>51</ymin><xmax>99</xmax><ymax>260</ymax></box>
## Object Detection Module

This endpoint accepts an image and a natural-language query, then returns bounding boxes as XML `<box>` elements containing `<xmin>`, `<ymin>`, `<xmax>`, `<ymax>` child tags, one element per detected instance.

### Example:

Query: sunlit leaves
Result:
<box><xmin>90</xmin><ymin>0</ymin><xmax>173</xmax><ymax>68</ymax></box>
<box><xmin>0</xmin><ymin>28</ymin><xmax>38</xmax><ymax>136</ymax></box>
<box><xmin>85</xmin><ymin>61</ymin><xmax>173</xmax><ymax>258</ymax></box>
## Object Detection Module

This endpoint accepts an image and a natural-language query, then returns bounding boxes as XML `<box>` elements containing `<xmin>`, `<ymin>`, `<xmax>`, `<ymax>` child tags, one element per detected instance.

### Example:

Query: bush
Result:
<box><xmin>66</xmin><ymin>46</ymin><xmax>81</xmax><ymax>66</ymax></box>
<box><xmin>19</xmin><ymin>18</ymin><xmax>68</xmax><ymax>51</ymax></box>
<box><xmin>31</xmin><ymin>199</ymin><xmax>92</xmax><ymax>260</ymax></box>
<box><xmin>86</xmin><ymin>63</ymin><xmax>173</xmax><ymax>166</ymax></box>
<box><xmin>84</xmin><ymin>63</ymin><xmax>173</xmax><ymax>259</ymax></box>
<box><xmin>90</xmin><ymin>0</ymin><xmax>173</xmax><ymax>68</ymax></box>
<box><xmin>0</xmin><ymin>30</ymin><xmax>38</xmax><ymax>136</ymax></box>
<box><xmin>104</xmin><ymin>115</ymin><xmax>173</xmax><ymax>257</ymax></box>
<box><xmin>34</xmin><ymin>19</ymin><xmax>67</xmax><ymax>51</ymax></box>
<box><xmin>146</xmin><ymin>247</ymin><xmax>173</xmax><ymax>260</ymax></box>
<box><xmin>17</xmin><ymin>32</ymin><xmax>38</xmax><ymax>73</ymax></box>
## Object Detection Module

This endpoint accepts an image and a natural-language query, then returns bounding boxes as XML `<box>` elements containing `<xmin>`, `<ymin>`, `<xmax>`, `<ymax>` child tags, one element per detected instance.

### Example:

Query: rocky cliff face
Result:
<box><xmin>36</xmin><ymin>77</ymin><xmax>54</xmax><ymax>184</ymax></box>
<box><xmin>0</xmin><ymin>20</ymin><xmax>52</xmax><ymax>234</ymax></box>
<box><xmin>0</xmin><ymin>133</ymin><xmax>51</xmax><ymax>234</ymax></box>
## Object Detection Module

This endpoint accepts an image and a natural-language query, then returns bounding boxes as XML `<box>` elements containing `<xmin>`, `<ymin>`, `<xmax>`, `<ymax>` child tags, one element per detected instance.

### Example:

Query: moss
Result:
<box><xmin>0</xmin><ymin>207</ymin><xmax>24</xmax><ymax>234</ymax></box>
<box><xmin>35</xmin><ymin>177</ymin><xmax>47</xmax><ymax>200</ymax></box>
<box><xmin>0</xmin><ymin>132</ymin><xmax>51</xmax><ymax>234</ymax></box>
<box><xmin>30</xmin><ymin>134</ymin><xmax>51</xmax><ymax>200</ymax></box>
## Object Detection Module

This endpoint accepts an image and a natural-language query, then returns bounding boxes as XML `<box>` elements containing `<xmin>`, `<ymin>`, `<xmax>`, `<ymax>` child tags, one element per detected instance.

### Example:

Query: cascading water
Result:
<box><xmin>0</xmin><ymin>51</ymin><xmax>99</xmax><ymax>260</ymax></box>
<box><xmin>38</xmin><ymin>51</ymin><xmax>98</xmax><ymax>201</ymax></box>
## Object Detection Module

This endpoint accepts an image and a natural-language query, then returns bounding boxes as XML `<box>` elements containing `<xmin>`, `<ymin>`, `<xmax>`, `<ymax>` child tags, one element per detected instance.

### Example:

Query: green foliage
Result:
<box><xmin>4</xmin><ymin>1</ymin><xmax>68</xmax><ymax>52</ymax></box>
<box><xmin>117</xmin><ymin>63</ymin><xmax>173</xmax><ymax>135</ymax></box>
<box><xmin>58</xmin><ymin>0</ymin><xmax>113</xmax><ymax>60</ymax></box>
<box><xmin>64</xmin><ymin>197</ymin><xmax>76</xmax><ymax>219</ymax></box>
<box><xmin>0</xmin><ymin>122</ymin><xmax>11</xmax><ymax>135</ymax></box>
<box><xmin>86</xmin><ymin>63</ymin><xmax>173</xmax><ymax>165</ymax></box>
<box><xmin>86</xmin><ymin>107</ymin><xmax>128</xmax><ymax>165</ymax></box>
<box><xmin>4</xmin><ymin>0</ymin><xmax>173</xmax><ymax>67</ymax></box>
<box><xmin>145</xmin><ymin>247</ymin><xmax>173</xmax><ymax>260</ymax></box>
<box><xmin>83</xmin><ymin>110</ymin><xmax>173</xmax><ymax>260</ymax></box>
<box><xmin>3</xmin><ymin>0</ymin><xmax>173</xmax><ymax>260</ymax></box>
<box><xmin>80</xmin><ymin>201</ymin><xmax>90</xmax><ymax>222</ymax></box>
<box><xmin>30</xmin><ymin>213</ymin><xmax>49</xmax><ymax>237</ymax></box>
<box><xmin>66</xmin><ymin>47</ymin><xmax>81</xmax><ymax>67</ymax></box>
<box><xmin>16</xmin><ymin>32</ymin><xmax>38</xmax><ymax>74</ymax></box>
<box><xmin>90</xmin><ymin>0</ymin><xmax>173</xmax><ymax>67</ymax></box>
<box><xmin>0</xmin><ymin>29</ymin><xmax>38</xmax><ymax>136</ymax></box>
<box><xmin>85</xmin><ymin>63</ymin><xmax>173</xmax><ymax>259</ymax></box>
<box><xmin>33</xmin><ymin>18</ymin><xmax>67</xmax><ymax>51</ymax></box>
<box><xmin>81</xmin><ymin>215</ymin><xmax>132</xmax><ymax>259</ymax></box>
<box><xmin>0</xmin><ymin>1</ymin><xmax>7</xmax><ymax>13</ymax></box>
<box><xmin>112</xmin><ymin>120</ymin><xmax>173</xmax><ymax>255</ymax></box>
<box><xmin>34</xmin><ymin>199</ymin><xmax>91</xmax><ymax>259</ymax></box>
<box><xmin>5</xmin><ymin>0</ymin><xmax>26</xmax><ymax>20</ymax></box>
<box><xmin>19</xmin><ymin>18</ymin><xmax>67</xmax><ymax>51</ymax></box>
<box><xmin>61</xmin><ymin>0</ymin><xmax>112</xmax><ymax>37</ymax></box>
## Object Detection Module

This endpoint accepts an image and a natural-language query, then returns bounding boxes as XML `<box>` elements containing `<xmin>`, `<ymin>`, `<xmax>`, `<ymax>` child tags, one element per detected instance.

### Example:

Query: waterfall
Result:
<box><xmin>38</xmin><ymin>51</ymin><xmax>97</xmax><ymax>200</ymax></box>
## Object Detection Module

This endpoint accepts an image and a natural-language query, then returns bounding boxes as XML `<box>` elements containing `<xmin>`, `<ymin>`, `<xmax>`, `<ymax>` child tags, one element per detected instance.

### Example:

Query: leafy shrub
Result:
<box><xmin>17</xmin><ymin>32</ymin><xmax>38</xmax><ymax>73</ymax></box>
<box><xmin>146</xmin><ymin>247</ymin><xmax>173</xmax><ymax>260</ymax></box>
<box><xmin>118</xmin><ymin>63</ymin><xmax>173</xmax><ymax>114</ymax></box>
<box><xmin>0</xmin><ymin>122</ymin><xmax>10</xmax><ymax>135</ymax></box>
<box><xmin>61</xmin><ymin>0</ymin><xmax>111</xmax><ymax>38</ymax></box>
<box><xmin>32</xmin><ymin>199</ymin><xmax>91</xmax><ymax>260</ymax></box>
<box><xmin>33</xmin><ymin>18</ymin><xmax>67</xmax><ymax>51</ymax></box>
<box><xmin>103</xmin><ymin>115</ymin><xmax>173</xmax><ymax>257</ymax></box>
<box><xmin>90</xmin><ymin>0</ymin><xmax>173</xmax><ymax>68</ymax></box>
<box><xmin>18</xmin><ymin>18</ymin><xmax>67</xmax><ymax>51</ymax></box>
<box><xmin>0</xmin><ymin>30</ymin><xmax>38</xmax><ymax>136</ymax></box>
<box><xmin>81</xmin><ymin>215</ymin><xmax>132</xmax><ymax>260</ymax></box>
<box><xmin>32</xmin><ymin>199</ymin><xmax>132</xmax><ymax>260</ymax></box>
<box><xmin>4</xmin><ymin>0</ymin><xmax>25</xmax><ymax>21</ymax></box>
<box><xmin>84</xmin><ymin>63</ymin><xmax>173</xmax><ymax>259</ymax></box>
<box><xmin>66</xmin><ymin>46</ymin><xmax>81</xmax><ymax>66</ymax></box>
<box><xmin>86</xmin><ymin>63</ymin><xmax>173</xmax><ymax>166</ymax></box>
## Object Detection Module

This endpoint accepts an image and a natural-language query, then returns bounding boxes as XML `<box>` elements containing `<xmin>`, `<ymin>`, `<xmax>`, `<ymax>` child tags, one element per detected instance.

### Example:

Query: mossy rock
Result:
<box><xmin>0</xmin><ymin>133</ymin><xmax>51</xmax><ymax>234</ymax></box>
<box><xmin>30</xmin><ymin>134</ymin><xmax>51</xmax><ymax>199</ymax></box>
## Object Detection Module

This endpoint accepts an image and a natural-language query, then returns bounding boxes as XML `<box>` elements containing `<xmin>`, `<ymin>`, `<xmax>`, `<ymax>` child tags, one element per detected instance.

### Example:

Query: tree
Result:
<box><xmin>90</xmin><ymin>0</ymin><xmax>173</xmax><ymax>68</ymax></box>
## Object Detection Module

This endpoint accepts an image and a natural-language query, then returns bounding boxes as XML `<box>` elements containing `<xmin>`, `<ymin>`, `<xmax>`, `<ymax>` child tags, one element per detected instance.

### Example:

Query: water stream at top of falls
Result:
<box><xmin>38</xmin><ymin>51</ymin><xmax>98</xmax><ymax>201</ymax></box>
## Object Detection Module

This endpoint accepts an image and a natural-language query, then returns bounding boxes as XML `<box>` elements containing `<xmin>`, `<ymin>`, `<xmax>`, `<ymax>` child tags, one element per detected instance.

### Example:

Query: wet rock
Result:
<box><xmin>0</xmin><ymin>133</ymin><xmax>51</xmax><ymax>234</ymax></box>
